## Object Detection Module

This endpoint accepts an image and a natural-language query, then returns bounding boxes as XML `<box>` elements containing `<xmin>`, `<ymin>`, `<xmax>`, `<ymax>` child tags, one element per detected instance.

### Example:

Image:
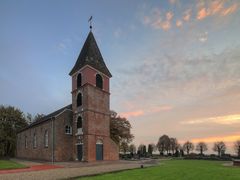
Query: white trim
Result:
<box><xmin>72</xmin><ymin>65</ymin><xmax>110</xmax><ymax>78</ymax></box>
<box><xmin>55</xmin><ymin>108</ymin><xmax>73</xmax><ymax>118</ymax></box>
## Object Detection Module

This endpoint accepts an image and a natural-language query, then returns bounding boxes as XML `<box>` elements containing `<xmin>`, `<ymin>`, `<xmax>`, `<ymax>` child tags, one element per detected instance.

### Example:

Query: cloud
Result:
<box><xmin>119</xmin><ymin>105</ymin><xmax>173</xmax><ymax>118</ymax></box>
<box><xmin>57</xmin><ymin>43</ymin><xmax>66</xmax><ymax>50</ymax></box>
<box><xmin>176</xmin><ymin>20</ymin><xmax>183</xmax><ymax>27</ymax></box>
<box><xmin>183</xmin><ymin>9</ymin><xmax>191</xmax><ymax>21</ymax></box>
<box><xmin>120</xmin><ymin>110</ymin><xmax>144</xmax><ymax>118</ymax></box>
<box><xmin>181</xmin><ymin>114</ymin><xmax>240</xmax><ymax>125</ymax></box>
<box><xmin>197</xmin><ymin>1</ymin><xmax>238</xmax><ymax>20</ymax></box>
<box><xmin>221</xmin><ymin>3</ymin><xmax>238</xmax><ymax>16</ymax></box>
<box><xmin>141</xmin><ymin>9</ymin><xmax>174</xmax><ymax>31</ymax></box>
<box><xmin>169</xmin><ymin>0</ymin><xmax>177</xmax><ymax>5</ymax></box>
<box><xmin>198</xmin><ymin>31</ymin><xmax>208</xmax><ymax>43</ymax></box>
<box><xmin>191</xmin><ymin>133</ymin><xmax>240</xmax><ymax>143</ymax></box>
<box><xmin>197</xmin><ymin>7</ymin><xmax>211</xmax><ymax>20</ymax></box>
<box><xmin>113</xmin><ymin>28</ymin><xmax>122</xmax><ymax>38</ymax></box>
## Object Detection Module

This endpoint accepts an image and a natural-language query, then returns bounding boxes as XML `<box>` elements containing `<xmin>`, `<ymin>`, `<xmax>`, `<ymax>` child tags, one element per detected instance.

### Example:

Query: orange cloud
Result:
<box><xmin>183</xmin><ymin>9</ymin><xmax>191</xmax><ymax>21</ymax></box>
<box><xmin>181</xmin><ymin>114</ymin><xmax>240</xmax><ymax>125</ymax></box>
<box><xmin>166</xmin><ymin>11</ymin><xmax>174</xmax><ymax>20</ymax></box>
<box><xmin>120</xmin><ymin>110</ymin><xmax>144</xmax><ymax>118</ymax></box>
<box><xmin>191</xmin><ymin>134</ymin><xmax>240</xmax><ymax>143</ymax></box>
<box><xmin>196</xmin><ymin>1</ymin><xmax>238</xmax><ymax>20</ymax></box>
<box><xmin>120</xmin><ymin>105</ymin><xmax>173</xmax><ymax>118</ymax></box>
<box><xmin>197</xmin><ymin>7</ymin><xmax>210</xmax><ymax>20</ymax></box>
<box><xmin>221</xmin><ymin>3</ymin><xmax>238</xmax><ymax>16</ymax></box>
<box><xmin>211</xmin><ymin>0</ymin><xmax>224</xmax><ymax>14</ymax></box>
<box><xmin>176</xmin><ymin>20</ymin><xmax>183</xmax><ymax>27</ymax></box>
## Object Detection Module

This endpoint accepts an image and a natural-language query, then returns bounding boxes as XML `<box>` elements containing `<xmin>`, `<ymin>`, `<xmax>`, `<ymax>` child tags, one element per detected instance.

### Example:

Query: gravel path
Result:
<box><xmin>0</xmin><ymin>159</ymin><xmax>158</xmax><ymax>180</ymax></box>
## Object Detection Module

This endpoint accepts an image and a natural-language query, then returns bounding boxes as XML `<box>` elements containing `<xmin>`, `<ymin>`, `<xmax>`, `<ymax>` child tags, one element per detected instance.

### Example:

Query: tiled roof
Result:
<box><xmin>18</xmin><ymin>104</ymin><xmax>72</xmax><ymax>133</ymax></box>
<box><xmin>69</xmin><ymin>31</ymin><xmax>112</xmax><ymax>77</ymax></box>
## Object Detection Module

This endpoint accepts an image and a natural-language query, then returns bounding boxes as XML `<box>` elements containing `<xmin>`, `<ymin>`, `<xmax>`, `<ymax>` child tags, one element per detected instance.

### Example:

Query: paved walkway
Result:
<box><xmin>0</xmin><ymin>159</ymin><xmax>159</xmax><ymax>180</ymax></box>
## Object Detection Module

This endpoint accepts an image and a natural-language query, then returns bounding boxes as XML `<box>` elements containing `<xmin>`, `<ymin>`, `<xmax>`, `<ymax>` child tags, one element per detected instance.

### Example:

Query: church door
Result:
<box><xmin>96</xmin><ymin>140</ymin><xmax>103</xmax><ymax>160</ymax></box>
<box><xmin>77</xmin><ymin>144</ymin><xmax>83</xmax><ymax>161</ymax></box>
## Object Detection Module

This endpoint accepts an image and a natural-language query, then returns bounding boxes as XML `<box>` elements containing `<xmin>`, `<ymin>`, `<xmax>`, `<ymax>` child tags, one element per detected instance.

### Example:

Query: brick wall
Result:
<box><xmin>16</xmin><ymin>110</ymin><xmax>74</xmax><ymax>162</ymax></box>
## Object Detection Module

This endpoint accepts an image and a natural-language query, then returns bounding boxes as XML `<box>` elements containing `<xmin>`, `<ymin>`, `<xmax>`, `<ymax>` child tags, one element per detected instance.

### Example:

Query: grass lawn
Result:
<box><xmin>0</xmin><ymin>160</ymin><xmax>27</xmax><ymax>170</ymax></box>
<box><xmin>77</xmin><ymin>160</ymin><xmax>240</xmax><ymax>180</ymax></box>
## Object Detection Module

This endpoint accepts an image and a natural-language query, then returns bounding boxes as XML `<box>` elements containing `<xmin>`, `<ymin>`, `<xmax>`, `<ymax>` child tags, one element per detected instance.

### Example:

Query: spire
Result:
<box><xmin>69</xmin><ymin>31</ymin><xmax>112</xmax><ymax>77</ymax></box>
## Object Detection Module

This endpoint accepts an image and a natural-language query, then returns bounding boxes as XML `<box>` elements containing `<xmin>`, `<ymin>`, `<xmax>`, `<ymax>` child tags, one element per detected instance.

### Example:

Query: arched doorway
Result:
<box><xmin>96</xmin><ymin>139</ymin><xmax>103</xmax><ymax>160</ymax></box>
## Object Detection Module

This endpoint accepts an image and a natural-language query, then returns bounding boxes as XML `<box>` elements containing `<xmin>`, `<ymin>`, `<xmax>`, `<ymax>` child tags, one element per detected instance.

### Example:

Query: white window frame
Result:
<box><xmin>65</xmin><ymin>125</ymin><xmax>72</xmax><ymax>135</ymax></box>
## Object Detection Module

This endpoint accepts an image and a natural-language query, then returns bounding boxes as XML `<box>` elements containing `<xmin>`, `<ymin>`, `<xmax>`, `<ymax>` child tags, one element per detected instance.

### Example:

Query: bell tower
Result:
<box><xmin>69</xmin><ymin>31</ymin><xmax>118</xmax><ymax>161</ymax></box>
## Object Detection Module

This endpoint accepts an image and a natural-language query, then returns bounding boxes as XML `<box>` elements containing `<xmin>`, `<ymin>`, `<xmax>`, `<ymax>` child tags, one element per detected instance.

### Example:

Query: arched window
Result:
<box><xmin>65</xmin><ymin>125</ymin><xmax>72</xmax><ymax>135</ymax></box>
<box><xmin>96</xmin><ymin>74</ymin><xmax>103</xmax><ymax>89</ymax></box>
<box><xmin>33</xmin><ymin>133</ymin><xmax>37</xmax><ymax>148</ymax></box>
<box><xmin>44</xmin><ymin>130</ymin><xmax>48</xmax><ymax>147</ymax></box>
<box><xmin>77</xmin><ymin>93</ymin><xmax>82</xmax><ymax>107</ymax></box>
<box><xmin>77</xmin><ymin>73</ymin><xmax>82</xmax><ymax>88</ymax></box>
<box><xmin>77</xmin><ymin>116</ymin><xmax>82</xmax><ymax>129</ymax></box>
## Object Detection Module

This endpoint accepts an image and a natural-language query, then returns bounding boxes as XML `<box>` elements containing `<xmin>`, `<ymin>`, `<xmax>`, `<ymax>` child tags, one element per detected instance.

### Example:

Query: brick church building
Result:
<box><xmin>16</xmin><ymin>30</ymin><xmax>119</xmax><ymax>162</ymax></box>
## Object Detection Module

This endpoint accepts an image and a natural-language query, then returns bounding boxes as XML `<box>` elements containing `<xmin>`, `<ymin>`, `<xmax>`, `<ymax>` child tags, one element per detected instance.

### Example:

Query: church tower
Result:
<box><xmin>69</xmin><ymin>31</ymin><xmax>119</xmax><ymax>161</ymax></box>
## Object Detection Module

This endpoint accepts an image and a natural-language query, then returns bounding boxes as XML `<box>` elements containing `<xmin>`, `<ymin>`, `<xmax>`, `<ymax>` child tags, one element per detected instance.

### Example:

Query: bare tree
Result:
<box><xmin>120</xmin><ymin>141</ymin><xmax>129</xmax><ymax>154</ymax></box>
<box><xmin>234</xmin><ymin>140</ymin><xmax>240</xmax><ymax>158</ymax></box>
<box><xmin>183</xmin><ymin>141</ymin><xmax>194</xmax><ymax>155</ymax></box>
<box><xmin>196</xmin><ymin>142</ymin><xmax>208</xmax><ymax>155</ymax></box>
<box><xmin>169</xmin><ymin>138</ymin><xmax>178</xmax><ymax>154</ymax></box>
<box><xmin>213</xmin><ymin>141</ymin><xmax>226</xmax><ymax>157</ymax></box>
<box><xmin>129</xmin><ymin>144</ymin><xmax>136</xmax><ymax>155</ymax></box>
<box><xmin>157</xmin><ymin>135</ymin><xmax>170</xmax><ymax>155</ymax></box>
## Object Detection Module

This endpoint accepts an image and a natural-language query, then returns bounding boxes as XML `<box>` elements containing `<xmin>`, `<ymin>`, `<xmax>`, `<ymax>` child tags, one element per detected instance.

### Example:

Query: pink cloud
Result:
<box><xmin>183</xmin><ymin>9</ymin><xmax>191</xmax><ymax>21</ymax></box>
<box><xmin>120</xmin><ymin>110</ymin><xmax>144</xmax><ymax>118</ymax></box>
<box><xmin>221</xmin><ymin>3</ymin><xmax>238</xmax><ymax>16</ymax></box>
<box><xmin>166</xmin><ymin>11</ymin><xmax>174</xmax><ymax>20</ymax></box>
<box><xmin>196</xmin><ymin>1</ymin><xmax>238</xmax><ymax>20</ymax></box>
<box><xmin>197</xmin><ymin>7</ymin><xmax>211</xmax><ymax>20</ymax></box>
<box><xmin>120</xmin><ymin>105</ymin><xmax>173</xmax><ymax>119</ymax></box>
<box><xmin>176</xmin><ymin>20</ymin><xmax>183</xmax><ymax>27</ymax></box>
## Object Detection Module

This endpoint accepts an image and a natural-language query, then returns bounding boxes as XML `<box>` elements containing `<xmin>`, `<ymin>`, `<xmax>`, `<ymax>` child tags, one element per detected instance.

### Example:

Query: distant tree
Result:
<box><xmin>0</xmin><ymin>105</ymin><xmax>28</xmax><ymax>157</ymax></box>
<box><xmin>143</xmin><ymin>145</ymin><xmax>147</xmax><ymax>157</ymax></box>
<box><xmin>213</xmin><ymin>141</ymin><xmax>226</xmax><ymax>157</ymax></box>
<box><xmin>110</xmin><ymin>111</ymin><xmax>134</xmax><ymax>145</ymax></box>
<box><xmin>233</xmin><ymin>140</ymin><xmax>240</xmax><ymax>158</ymax></box>
<box><xmin>138</xmin><ymin>144</ymin><xmax>146</xmax><ymax>157</ymax></box>
<box><xmin>196</xmin><ymin>142</ymin><xmax>208</xmax><ymax>155</ymax></box>
<box><xmin>34</xmin><ymin>113</ymin><xmax>45</xmax><ymax>122</ymax></box>
<box><xmin>183</xmin><ymin>141</ymin><xmax>194</xmax><ymax>155</ymax></box>
<box><xmin>25</xmin><ymin>113</ymin><xmax>33</xmax><ymax>124</ymax></box>
<box><xmin>129</xmin><ymin>144</ymin><xmax>136</xmax><ymax>157</ymax></box>
<box><xmin>120</xmin><ymin>141</ymin><xmax>129</xmax><ymax>154</ymax></box>
<box><xmin>169</xmin><ymin>138</ymin><xmax>178</xmax><ymax>154</ymax></box>
<box><xmin>148</xmin><ymin>143</ymin><xmax>156</xmax><ymax>156</ymax></box>
<box><xmin>157</xmin><ymin>135</ymin><xmax>170</xmax><ymax>155</ymax></box>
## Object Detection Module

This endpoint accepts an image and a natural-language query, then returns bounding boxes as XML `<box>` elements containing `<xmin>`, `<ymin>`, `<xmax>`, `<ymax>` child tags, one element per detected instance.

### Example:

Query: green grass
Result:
<box><xmin>77</xmin><ymin>160</ymin><xmax>240</xmax><ymax>180</ymax></box>
<box><xmin>0</xmin><ymin>160</ymin><xmax>27</xmax><ymax>170</ymax></box>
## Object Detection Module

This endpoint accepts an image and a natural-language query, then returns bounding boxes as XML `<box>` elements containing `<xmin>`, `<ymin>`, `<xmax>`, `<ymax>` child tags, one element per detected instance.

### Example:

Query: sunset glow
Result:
<box><xmin>1</xmin><ymin>0</ymin><xmax>240</xmax><ymax>154</ymax></box>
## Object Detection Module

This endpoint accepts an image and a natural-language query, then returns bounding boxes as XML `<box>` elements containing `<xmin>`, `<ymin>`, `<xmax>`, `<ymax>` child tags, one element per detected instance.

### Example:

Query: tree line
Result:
<box><xmin>119</xmin><ymin>134</ymin><xmax>240</xmax><ymax>158</ymax></box>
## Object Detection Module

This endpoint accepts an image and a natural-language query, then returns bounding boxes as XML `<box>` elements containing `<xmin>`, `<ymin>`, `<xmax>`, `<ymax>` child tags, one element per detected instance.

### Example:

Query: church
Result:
<box><xmin>16</xmin><ymin>29</ymin><xmax>119</xmax><ymax>162</ymax></box>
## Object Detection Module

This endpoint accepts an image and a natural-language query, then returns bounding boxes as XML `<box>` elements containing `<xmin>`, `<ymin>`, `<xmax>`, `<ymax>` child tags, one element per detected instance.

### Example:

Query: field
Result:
<box><xmin>77</xmin><ymin>160</ymin><xmax>240</xmax><ymax>180</ymax></box>
<box><xmin>0</xmin><ymin>160</ymin><xmax>27</xmax><ymax>170</ymax></box>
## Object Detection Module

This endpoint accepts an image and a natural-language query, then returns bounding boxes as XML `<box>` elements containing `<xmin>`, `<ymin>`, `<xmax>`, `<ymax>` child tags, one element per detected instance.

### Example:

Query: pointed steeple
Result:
<box><xmin>69</xmin><ymin>31</ymin><xmax>112</xmax><ymax>77</ymax></box>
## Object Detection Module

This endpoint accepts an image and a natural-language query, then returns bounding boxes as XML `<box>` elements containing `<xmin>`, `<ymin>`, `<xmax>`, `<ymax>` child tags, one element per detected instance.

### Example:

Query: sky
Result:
<box><xmin>0</xmin><ymin>0</ymin><xmax>240</xmax><ymax>154</ymax></box>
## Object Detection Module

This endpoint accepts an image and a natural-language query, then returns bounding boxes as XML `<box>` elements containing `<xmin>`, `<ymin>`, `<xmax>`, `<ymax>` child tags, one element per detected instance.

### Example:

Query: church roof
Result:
<box><xmin>69</xmin><ymin>31</ymin><xmax>112</xmax><ymax>77</ymax></box>
<box><xmin>18</xmin><ymin>104</ymin><xmax>72</xmax><ymax>133</ymax></box>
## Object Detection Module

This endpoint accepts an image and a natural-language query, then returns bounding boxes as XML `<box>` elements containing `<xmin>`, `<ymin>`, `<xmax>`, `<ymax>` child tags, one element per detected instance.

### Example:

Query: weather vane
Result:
<box><xmin>88</xmin><ymin>16</ymin><xmax>93</xmax><ymax>30</ymax></box>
